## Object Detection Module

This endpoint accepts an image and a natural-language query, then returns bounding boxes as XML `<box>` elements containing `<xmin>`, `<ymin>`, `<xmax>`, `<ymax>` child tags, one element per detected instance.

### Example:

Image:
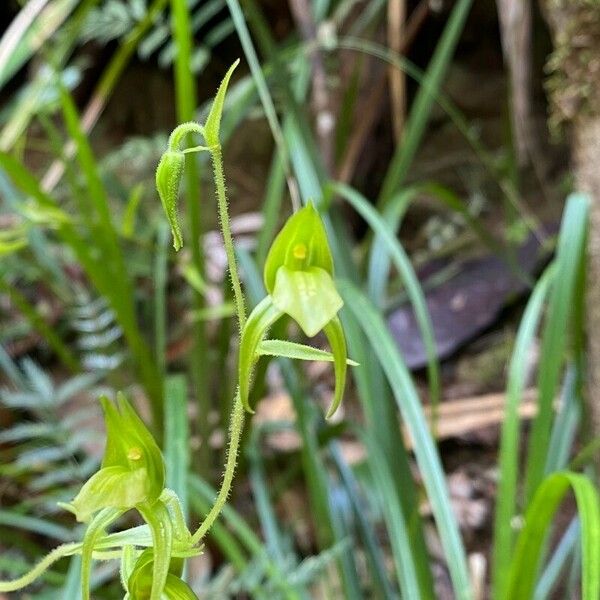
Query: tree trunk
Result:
<box><xmin>541</xmin><ymin>1</ymin><xmax>600</xmax><ymax>436</ymax></box>
<box><xmin>575</xmin><ymin>118</ymin><xmax>600</xmax><ymax>435</ymax></box>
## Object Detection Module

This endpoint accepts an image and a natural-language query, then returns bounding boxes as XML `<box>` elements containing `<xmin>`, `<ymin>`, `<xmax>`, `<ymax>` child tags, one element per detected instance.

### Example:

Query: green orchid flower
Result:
<box><xmin>239</xmin><ymin>203</ymin><xmax>351</xmax><ymax>419</ymax></box>
<box><xmin>61</xmin><ymin>393</ymin><xmax>165</xmax><ymax>523</ymax></box>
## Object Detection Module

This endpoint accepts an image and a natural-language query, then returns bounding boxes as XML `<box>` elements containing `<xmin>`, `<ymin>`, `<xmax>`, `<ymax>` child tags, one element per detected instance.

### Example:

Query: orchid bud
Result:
<box><xmin>156</xmin><ymin>150</ymin><xmax>185</xmax><ymax>251</ymax></box>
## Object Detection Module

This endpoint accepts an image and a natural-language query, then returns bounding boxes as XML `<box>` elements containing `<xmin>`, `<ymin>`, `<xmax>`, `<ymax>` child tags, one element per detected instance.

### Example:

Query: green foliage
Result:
<box><xmin>1</xmin><ymin>1</ymin><xmax>599</xmax><ymax>598</ymax></box>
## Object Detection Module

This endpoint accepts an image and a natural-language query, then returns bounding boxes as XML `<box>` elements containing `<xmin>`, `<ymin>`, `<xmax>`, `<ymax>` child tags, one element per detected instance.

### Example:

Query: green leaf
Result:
<box><xmin>164</xmin><ymin>375</ymin><xmax>189</xmax><ymax>519</ymax></box>
<box><xmin>204</xmin><ymin>59</ymin><xmax>240</xmax><ymax>146</ymax></box>
<box><xmin>339</xmin><ymin>280</ymin><xmax>471</xmax><ymax>600</ymax></box>
<box><xmin>238</xmin><ymin>296</ymin><xmax>283</xmax><ymax>413</ymax></box>
<box><xmin>155</xmin><ymin>150</ymin><xmax>185</xmax><ymax>250</ymax></box>
<box><xmin>492</xmin><ymin>266</ymin><xmax>554</xmax><ymax>599</ymax></box>
<box><xmin>505</xmin><ymin>471</ymin><xmax>600</xmax><ymax>600</ymax></box>
<box><xmin>272</xmin><ymin>266</ymin><xmax>343</xmax><ymax>337</ymax></box>
<box><xmin>257</xmin><ymin>339</ymin><xmax>358</xmax><ymax>366</ymax></box>
<box><xmin>524</xmin><ymin>194</ymin><xmax>589</xmax><ymax>501</ymax></box>
<box><xmin>322</xmin><ymin>316</ymin><xmax>348</xmax><ymax>418</ymax></box>
<box><xmin>263</xmin><ymin>203</ymin><xmax>335</xmax><ymax>294</ymax></box>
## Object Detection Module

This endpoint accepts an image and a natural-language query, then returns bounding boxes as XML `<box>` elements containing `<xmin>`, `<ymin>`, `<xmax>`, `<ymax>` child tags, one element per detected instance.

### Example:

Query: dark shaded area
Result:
<box><xmin>389</xmin><ymin>228</ymin><xmax>554</xmax><ymax>369</ymax></box>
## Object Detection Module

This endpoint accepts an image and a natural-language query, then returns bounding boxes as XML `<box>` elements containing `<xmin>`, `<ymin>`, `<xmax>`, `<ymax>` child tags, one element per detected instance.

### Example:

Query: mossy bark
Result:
<box><xmin>541</xmin><ymin>1</ymin><xmax>600</xmax><ymax>436</ymax></box>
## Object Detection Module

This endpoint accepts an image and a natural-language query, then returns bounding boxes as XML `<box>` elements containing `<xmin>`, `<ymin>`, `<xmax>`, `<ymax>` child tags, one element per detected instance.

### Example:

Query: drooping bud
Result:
<box><xmin>156</xmin><ymin>150</ymin><xmax>185</xmax><ymax>251</ymax></box>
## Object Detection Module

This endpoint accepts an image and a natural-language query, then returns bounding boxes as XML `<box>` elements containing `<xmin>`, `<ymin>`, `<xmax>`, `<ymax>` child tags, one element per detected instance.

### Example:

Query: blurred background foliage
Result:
<box><xmin>0</xmin><ymin>0</ymin><xmax>598</xmax><ymax>598</ymax></box>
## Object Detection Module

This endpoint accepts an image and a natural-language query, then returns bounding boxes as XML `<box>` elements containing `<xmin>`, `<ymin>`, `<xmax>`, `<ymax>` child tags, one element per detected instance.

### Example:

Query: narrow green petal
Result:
<box><xmin>239</xmin><ymin>296</ymin><xmax>283</xmax><ymax>413</ymax></box>
<box><xmin>323</xmin><ymin>316</ymin><xmax>348</xmax><ymax>419</ymax></box>
<box><xmin>257</xmin><ymin>339</ymin><xmax>358</xmax><ymax>365</ymax></box>
<box><xmin>272</xmin><ymin>266</ymin><xmax>343</xmax><ymax>337</ymax></box>
<box><xmin>204</xmin><ymin>60</ymin><xmax>240</xmax><ymax>147</ymax></box>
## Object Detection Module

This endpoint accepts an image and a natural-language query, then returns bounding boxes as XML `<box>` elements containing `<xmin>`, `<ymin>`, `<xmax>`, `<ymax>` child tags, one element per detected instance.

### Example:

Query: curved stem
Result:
<box><xmin>170</xmin><ymin>120</ymin><xmax>248</xmax><ymax>545</ymax></box>
<box><xmin>167</xmin><ymin>121</ymin><xmax>205</xmax><ymax>152</ymax></box>
<box><xmin>190</xmin><ymin>144</ymin><xmax>248</xmax><ymax>545</ymax></box>
<box><xmin>0</xmin><ymin>543</ymin><xmax>79</xmax><ymax>592</ymax></box>
<box><xmin>191</xmin><ymin>390</ymin><xmax>245</xmax><ymax>544</ymax></box>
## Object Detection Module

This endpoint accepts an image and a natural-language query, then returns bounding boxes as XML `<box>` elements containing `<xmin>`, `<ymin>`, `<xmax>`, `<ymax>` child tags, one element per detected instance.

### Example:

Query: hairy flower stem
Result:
<box><xmin>191</xmin><ymin>143</ymin><xmax>247</xmax><ymax>545</ymax></box>
<box><xmin>0</xmin><ymin>543</ymin><xmax>79</xmax><ymax>592</ymax></box>
<box><xmin>191</xmin><ymin>391</ymin><xmax>245</xmax><ymax>544</ymax></box>
<box><xmin>210</xmin><ymin>145</ymin><xmax>246</xmax><ymax>331</ymax></box>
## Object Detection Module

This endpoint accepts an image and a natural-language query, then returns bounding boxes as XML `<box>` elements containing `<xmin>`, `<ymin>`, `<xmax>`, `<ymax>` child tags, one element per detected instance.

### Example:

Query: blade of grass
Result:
<box><xmin>504</xmin><ymin>471</ymin><xmax>600</xmax><ymax>600</ymax></box>
<box><xmin>362</xmin><ymin>431</ymin><xmax>423</xmax><ymax>599</ymax></box>
<box><xmin>0</xmin><ymin>510</ymin><xmax>74</xmax><ymax>543</ymax></box>
<box><xmin>230</xmin><ymin>0</ymin><xmax>357</xmax><ymax>281</ymax></box>
<box><xmin>256</xmin><ymin>150</ymin><xmax>286</xmax><ymax>267</ymax></box>
<box><xmin>40</xmin><ymin>0</ymin><xmax>169</xmax><ymax>191</ymax></box>
<box><xmin>57</xmin><ymin>554</ymin><xmax>81</xmax><ymax>600</ymax></box>
<box><xmin>534</xmin><ymin>518</ymin><xmax>579</xmax><ymax>600</ymax></box>
<box><xmin>339</xmin><ymin>280</ymin><xmax>471</xmax><ymax>600</ymax></box>
<box><xmin>524</xmin><ymin>194</ymin><xmax>589</xmax><ymax>501</ymax></box>
<box><xmin>58</xmin><ymin>85</ymin><xmax>163</xmax><ymax>422</ymax></box>
<box><xmin>170</xmin><ymin>0</ymin><xmax>211</xmax><ymax>475</ymax></box>
<box><xmin>492</xmin><ymin>265</ymin><xmax>554</xmax><ymax>599</ymax></box>
<box><xmin>225</xmin><ymin>0</ymin><xmax>297</xmax><ymax>207</ymax></box>
<box><xmin>333</xmin><ymin>36</ymin><xmax>543</xmax><ymax>239</ymax></box>
<box><xmin>247</xmin><ymin>426</ymin><xmax>288</xmax><ymax>566</ymax></box>
<box><xmin>331</xmin><ymin>181</ymin><xmax>440</xmax><ymax>411</ymax></box>
<box><xmin>330</xmin><ymin>443</ymin><xmax>397</xmax><ymax>600</ymax></box>
<box><xmin>376</xmin><ymin>0</ymin><xmax>472</xmax><ymax>209</ymax></box>
<box><xmin>545</xmin><ymin>368</ymin><xmax>580</xmax><ymax>473</ymax></box>
<box><xmin>189</xmin><ymin>475</ymin><xmax>301</xmax><ymax>599</ymax></box>
<box><xmin>340</xmin><ymin>309</ymin><xmax>435</xmax><ymax>598</ymax></box>
<box><xmin>164</xmin><ymin>374</ymin><xmax>189</xmax><ymax>517</ymax></box>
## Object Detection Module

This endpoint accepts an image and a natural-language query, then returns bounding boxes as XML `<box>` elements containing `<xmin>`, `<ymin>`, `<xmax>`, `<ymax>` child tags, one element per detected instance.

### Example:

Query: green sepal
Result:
<box><xmin>272</xmin><ymin>266</ymin><xmax>343</xmax><ymax>337</ymax></box>
<box><xmin>257</xmin><ymin>339</ymin><xmax>358</xmax><ymax>366</ymax></box>
<box><xmin>239</xmin><ymin>296</ymin><xmax>283</xmax><ymax>413</ymax></box>
<box><xmin>80</xmin><ymin>507</ymin><xmax>124</xmax><ymax>600</ymax></box>
<box><xmin>156</xmin><ymin>150</ymin><xmax>185</xmax><ymax>250</ymax></box>
<box><xmin>62</xmin><ymin>466</ymin><xmax>149</xmax><ymax>523</ymax></box>
<box><xmin>264</xmin><ymin>203</ymin><xmax>335</xmax><ymax>294</ymax></box>
<box><xmin>64</xmin><ymin>394</ymin><xmax>165</xmax><ymax>522</ymax></box>
<box><xmin>323</xmin><ymin>316</ymin><xmax>348</xmax><ymax>419</ymax></box>
<box><xmin>137</xmin><ymin>500</ymin><xmax>174</xmax><ymax>600</ymax></box>
<box><xmin>204</xmin><ymin>59</ymin><xmax>239</xmax><ymax>147</ymax></box>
